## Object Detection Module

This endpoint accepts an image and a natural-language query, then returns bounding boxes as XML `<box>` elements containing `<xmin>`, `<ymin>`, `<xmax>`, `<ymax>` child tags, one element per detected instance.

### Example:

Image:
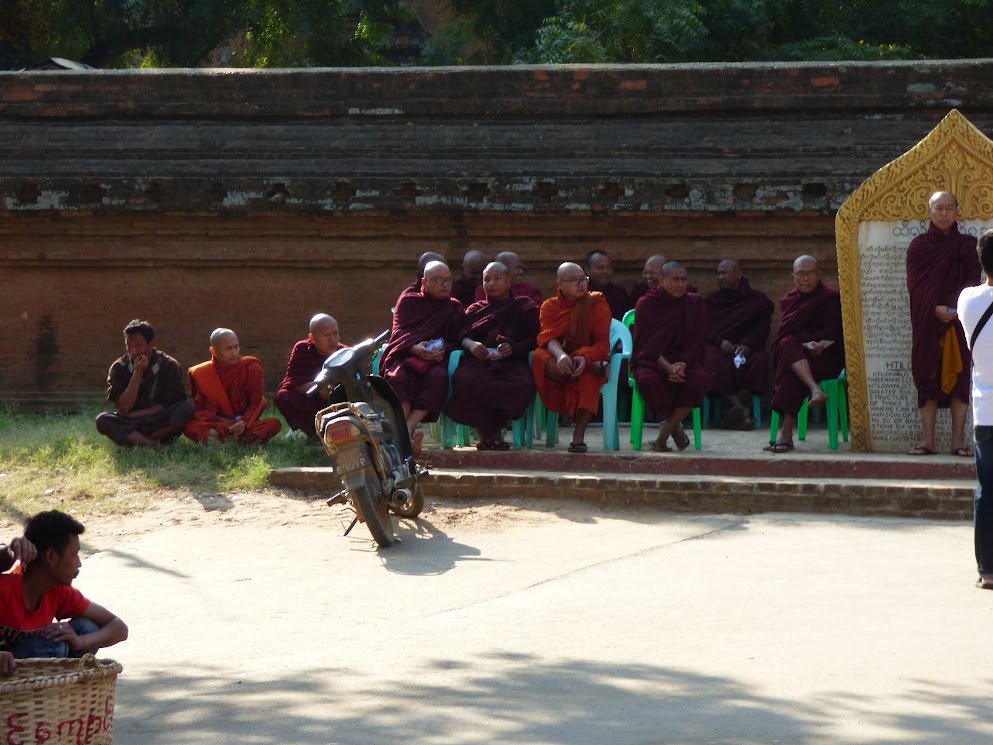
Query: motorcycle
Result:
<box><xmin>307</xmin><ymin>330</ymin><xmax>426</xmax><ymax>547</ymax></box>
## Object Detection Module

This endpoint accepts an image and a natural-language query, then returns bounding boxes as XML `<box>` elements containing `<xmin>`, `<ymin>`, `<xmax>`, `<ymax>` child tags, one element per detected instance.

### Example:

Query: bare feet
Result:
<box><xmin>411</xmin><ymin>430</ymin><xmax>424</xmax><ymax>457</ymax></box>
<box><xmin>808</xmin><ymin>389</ymin><xmax>828</xmax><ymax>408</ymax></box>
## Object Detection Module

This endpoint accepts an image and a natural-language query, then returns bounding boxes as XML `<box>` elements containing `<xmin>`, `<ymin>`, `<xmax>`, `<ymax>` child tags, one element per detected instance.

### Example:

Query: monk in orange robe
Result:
<box><xmin>183</xmin><ymin>328</ymin><xmax>282</xmax><ymax>444</ymax></box>
<box><xmin>532</xmin><ymin>262</ymin><xmax>612</xmax><ymax>453</ymax></box>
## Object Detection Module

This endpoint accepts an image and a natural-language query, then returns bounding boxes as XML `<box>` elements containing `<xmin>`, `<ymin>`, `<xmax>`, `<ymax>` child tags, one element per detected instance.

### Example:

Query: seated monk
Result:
<box><xmin>629</xmin><ymin>254</ymin><xmax>667</xmax><ymax>309</ymax></box>
<box><xmin>632</xmin><ymin>261</ymin><xmax>709</xmax><ymax>451</ymax></box>
<box><xmin>451</xmin><ymin>250</ymin><xmax>488</xmax><ymax>309</ymax></box>
<box><xmin>274</xmin><ymin>313</ymin><xmax>347</xmax><ymax>439</ymax></box>
<box><xmin>532</xmin><ymin>262</ymin><xmax>612</xmax><ymax>453</ymax></box>
<box><xmin>474</xmin><ymin>251</ymin><xmax>542</xmax><ymax>307</ymax></box>
<box><xmin>445</xmin><ymin>262</ymin><xmax>540</xmax><ymax>449</ymax></box>
<box><xmin>585</xmin><ymin>250</ymin><xmax>630</xmax><ymax>320</ymax></box>
<box><xmin>184</xmin><ymin>328</ymin><xmax>282</xmax><ymax>444</ymax></box>
<box><xmin>381</xmin><ymin>261</ymin><xmax>468</xmax><ymax>452</ymax></box>
<box><xmin>404</xmin><ymin>251</ymin><xmax>447</xmax><ymax>293</ymax></box>
<box><xmin>766</xmin><ymin>255</ymin><xmax>845</xmax><ymax>453</ymax></box>
<box><xmin>703</xmin><ymin>259</ymin><xmax>774</xmax><ymax>430</ymax></box>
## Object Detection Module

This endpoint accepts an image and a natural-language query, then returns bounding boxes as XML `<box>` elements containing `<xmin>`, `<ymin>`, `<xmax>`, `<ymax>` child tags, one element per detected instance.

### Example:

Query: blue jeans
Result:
<box><xmin>9</xmin><ymin>618</ymin><xmax>99</xmax><ymax>659</ymax></box>
<box><xmin>975</xmin><ymin>426</ymin><xmax>993</xmax><ymax>578</ymax></box>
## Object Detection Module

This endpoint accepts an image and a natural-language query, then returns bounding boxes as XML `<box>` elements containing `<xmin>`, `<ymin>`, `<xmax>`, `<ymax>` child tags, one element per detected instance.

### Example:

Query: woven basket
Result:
<box><xmin>0</xmin><ymin>655</ymin><xmax>123</xmax><ymax>745</ymax></box>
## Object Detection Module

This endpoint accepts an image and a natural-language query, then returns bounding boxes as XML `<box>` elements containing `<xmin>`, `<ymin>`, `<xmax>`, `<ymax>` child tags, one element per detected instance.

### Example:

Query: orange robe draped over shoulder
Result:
<box><xmin>184</xmin><ymin>355</ymin><xmax>282</xmax><ymax>444</ymax></box>
<box><xmin>532</xmin><ymin>291</ymin><xmax>612</xmax><ymax>417</ymax></box>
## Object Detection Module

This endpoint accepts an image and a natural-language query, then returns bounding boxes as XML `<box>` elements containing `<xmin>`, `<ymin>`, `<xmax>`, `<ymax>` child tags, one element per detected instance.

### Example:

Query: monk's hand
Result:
<box><xmin>497</xmin><ymin>343</ymin><xmax>512</xmax><ymax>358</ymax></box>
<box><xmin>555</xmin><ymin>354</ymin><xmax>575</xmax><ymax>375</ymax></box>
<box><xmin>469</xmin><ymin>340</ymin><xmax>489</xmax><ymax>360</ymax></box>
<box><xmin>0</xmin><ymin>651</ymin><xmax>15</xmax><ymax>677</ymax></box>
<box><xmin>668</xmin><ymin>361</ymin><xmax>687</xmax><ymax>382</ymax></box>
<box><xmin>935</xmin><ymin>305</ymin><xmax>958</xmax><ymax>323</ymax></box>
<box><xmin>571</xmin><ymin>356</ymin><xmax>588</xmax><ymax>378</ymax></box>
<box><xmin>229</xmin><ymin>419</ymin><xmax>247</xmax><ymax>436</ymax></box>
<box><xmin>410</xmin><ymin>343</ymin><xmax>433</xmax><ymax>361</ymax></box>
<box><xmin>735</xmin><ymin>345</ymin><xmax>750</xmax><ymax>358</ymax></box>
<box><xmin>803</xmin><ymin>341</ymin><xmax>825</xmax><ymax>357</ymax></box>
<box><xmin>720</xmin><ymin>340</ymin><xmax>735</xmax><ymax>355</ymax></box>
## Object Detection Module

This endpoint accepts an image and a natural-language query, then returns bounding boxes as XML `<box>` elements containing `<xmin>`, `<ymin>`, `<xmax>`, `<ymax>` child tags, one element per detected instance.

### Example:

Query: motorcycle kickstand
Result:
<box><xmin>342</xmin><ymin>515</ymin><xmax>359</xmax><ymax>537</ymax></box>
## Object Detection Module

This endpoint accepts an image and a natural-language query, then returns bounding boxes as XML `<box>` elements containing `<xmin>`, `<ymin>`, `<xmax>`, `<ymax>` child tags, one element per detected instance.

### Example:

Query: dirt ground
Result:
<box><xmin>0</xmin><ymin>488</ymin><xmax>613</xmax><ymax>552</ymax></box>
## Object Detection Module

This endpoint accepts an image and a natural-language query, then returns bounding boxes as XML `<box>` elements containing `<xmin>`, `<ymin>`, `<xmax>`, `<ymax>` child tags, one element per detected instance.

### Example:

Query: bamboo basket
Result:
<box><xmin>0</xmin><ymin>656</ymin><xmax>122</xmax><ymax>745</ymax></box>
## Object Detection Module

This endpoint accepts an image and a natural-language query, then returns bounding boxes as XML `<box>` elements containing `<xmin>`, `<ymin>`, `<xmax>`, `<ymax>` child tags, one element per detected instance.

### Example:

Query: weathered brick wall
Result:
<box><xmin>1</xmin><ymin>61</ymin><xmax>987</xmax><ymax>402</ymax></box>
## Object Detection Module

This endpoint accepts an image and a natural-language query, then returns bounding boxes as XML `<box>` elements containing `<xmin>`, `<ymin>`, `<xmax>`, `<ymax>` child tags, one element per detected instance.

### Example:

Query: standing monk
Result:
<box><xmin>274</xmin><ymin>314</ymin><xmax>347</xmax><ymax>439</ymax></box>
<box><xmin>474</xmin><ymin>251</ymin><xmax>542</xmax><ymax>306</ymax></box>
<box><xmin>703</xmin><ymin>259</ymin><xmax>774</xmax><ymax>430</ymax></box>
<box><xmin>632</xmin><ymin>261</ymin><xmax>709</xmax><ymax>451</ymax></box>
<box><xmin>451</xmin><ymin>250</ymin><xmax>488</xmax><ymax>308</ymax></box>
<box><xmin>629</xmin><ymin>254</ymin><xmax>667</xmax><ymax>308</ymax></box>
<box><xmin>445</xmin><ymin>262</ymin><xmax>539</xmax><ymax>449</ymax></box>
<box><xmin>532</xmin><ymin>262</ymin><xmax>612</xmax><ymax>453</ymax></box>
<box><xmin>95</xmin><ymin>319</ymin><xmax>195</xmax><ymax>447</ymax></box>
<box><xmin>184</xmin><ymin>329</ymin><xmax>282</xmax><ymax>444</ymax></box>
<box><xmin>585</xmin><ymin>250</ymin><xmax>631</xmax><ymax>320</ymax></box>
<box><xmin>381</xmin><ymin>261</ymin><xmax>467</xmax><ymax>452</ymax></box>
<box><xmin>766</xmin><ymin>256</ymin><xmax>845</xmax><ymax>453</ymax></box>
<box><xmin>907</xmin><ymin>191</ymin><xmax>982</xmax><ymax>456</ymax></box>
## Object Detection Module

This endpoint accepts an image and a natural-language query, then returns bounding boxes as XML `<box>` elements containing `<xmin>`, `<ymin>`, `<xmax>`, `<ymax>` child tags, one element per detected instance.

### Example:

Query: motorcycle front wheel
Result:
<box><xmin>352</xmin><ymin>468</ymin><xmax>394</xmax><ymax>548</ymax></box>
<box><xmin>390</xmin><ymin>483</ymin><xmax>425</xmax><ymax>519</ymax></box>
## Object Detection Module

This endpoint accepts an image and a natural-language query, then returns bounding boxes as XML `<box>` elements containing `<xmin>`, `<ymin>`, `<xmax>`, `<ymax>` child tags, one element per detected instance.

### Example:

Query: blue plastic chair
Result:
<box><xmin>622</xmin><ymin>308</ymin><xmax>702</xmax><ymax>451</ymax></box>
<box><xmin>542</xmin><ymin>318</ymin><xmax>632</xmax><ymax>451</ymax></box>
<box><xmin>440</xmin><ymin>351</ymin><xmax>536</xmax><ymax>449</ymax></box>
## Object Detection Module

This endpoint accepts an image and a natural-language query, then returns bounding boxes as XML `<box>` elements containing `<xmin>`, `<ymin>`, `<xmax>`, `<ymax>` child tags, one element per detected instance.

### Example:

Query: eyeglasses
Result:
<box><xmin>427</xmin><ymin>276</ymin><xmax>453</xmax><ymax>285</ymax></box>
<box><xmin>561</xmin><ymin>276</ymin><xmax>590</xmax><ymax>286</ymax></box>
<box><xmin>793</xmin><ymin>271</ymin><xmax>818</xmax><ymax>279</ymax></box>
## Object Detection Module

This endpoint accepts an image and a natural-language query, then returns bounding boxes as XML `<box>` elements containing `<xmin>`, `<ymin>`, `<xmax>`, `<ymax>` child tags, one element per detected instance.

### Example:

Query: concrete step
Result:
<box><xmin>269</xmin><ymin>465</ymin><xmax>975</xmax><ymax>521</ymax></box>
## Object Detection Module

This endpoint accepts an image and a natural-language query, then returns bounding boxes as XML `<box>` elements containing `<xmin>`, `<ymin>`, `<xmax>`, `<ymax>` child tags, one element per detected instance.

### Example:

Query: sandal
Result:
<box><xmin>763</xmin><ymin>442</ymin><xmax>794</xmax><ymax>453</ymax></box>
<box><xmin>951</xmin><ymin>446</ymin><xmax>975</xmax><ymax>457</ymax></box>
<box><xmin>492</xmin><ymin>440</ymin><xmax>511</xmax><ymax>451</ymax></box>
<box><xmin>475</xmin><ymin>440</ymin><xmax>494</xmax><ymax>451</ymax></box>
<box><xmin>567</xmin><ymin>442</ymin><xmax>588</xmax><ymax>453</ymax></box>
<box><xmin>907</xmin><ymin>445</ymin><xmax>937</xmax><ymax>456</ymax></box>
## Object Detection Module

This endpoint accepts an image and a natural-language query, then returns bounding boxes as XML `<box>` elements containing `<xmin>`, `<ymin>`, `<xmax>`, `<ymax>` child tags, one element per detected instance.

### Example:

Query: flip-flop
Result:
<box><xmin>951</xmin><ymin>447</ymin><xmax>975</xmax><ymax>457</ymax></box>
<box><xmin>652</xmin><ymin>441</ymin><xmax>673</xmax><ymax>452</ymax></box>
<box><xmin>567</xmin><ymin>442</ymin><xmax>588</xmax><ymax>454</ymax></box>
<box><xmin>739</xmin><ymin>415</ymin><xmax>756</xmax><ymax>431</ymax></box>
<box><xmin>763</xmin><ymin>442</ymin><xmax>794</xmax><ymax>453</ymax></box>
<box><xmin>492</xmin><ymin>440</ymin><xmax>511</xmax><ymax>451</ymax></box>
<box><xmin>907</xmin><ymin>445</ymin><xmax>937</xmax><ymax>455</ymax></box>
<box><xmin>976</xmin><ymin>578</ymin><xmax>993</xmax><ymax>590</ymax></box>
<box><xmin>718</xmin><ymin>406</ymin><xmax>746</xmax><ymax>430</ymax></box>
<box><xmin>475</xmin><ymin>440</ymin><xmax>494</xmax><ymax>451</ymax></box>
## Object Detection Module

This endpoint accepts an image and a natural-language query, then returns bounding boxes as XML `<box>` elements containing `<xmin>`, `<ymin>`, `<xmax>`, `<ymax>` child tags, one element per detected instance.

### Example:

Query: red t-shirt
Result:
<box><xmin>0</xmin><ymin>571</ymin><xmax>89</xmax><ymax>650</ymax></box>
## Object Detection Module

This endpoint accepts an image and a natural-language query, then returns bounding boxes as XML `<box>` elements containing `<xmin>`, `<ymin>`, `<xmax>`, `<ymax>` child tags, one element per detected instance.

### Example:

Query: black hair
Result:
<box><xmin>24</xmin><ymin>510</ymin><xmax>85</xmax><ymax>557</ymax></box>
<box><xmin>979</xmin><ymin>230</ymin><xmax>993</xmax><ymax>277</ymax></box>
<box><xmin>123</xmin><ymin>319</ymin><xmax>155</xmax><ymax>343</ymax></box>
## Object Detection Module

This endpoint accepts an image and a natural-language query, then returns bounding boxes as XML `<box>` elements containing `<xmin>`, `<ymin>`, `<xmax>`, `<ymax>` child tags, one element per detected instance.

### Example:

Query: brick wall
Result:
<box><xmin>1</xmin><ymin>61</ymin><xmax>987</xmax><ymax>402</ymax></box>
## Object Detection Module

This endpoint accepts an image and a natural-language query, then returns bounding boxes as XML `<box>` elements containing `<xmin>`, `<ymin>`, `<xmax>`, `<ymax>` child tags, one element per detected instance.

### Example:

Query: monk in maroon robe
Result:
<box><xmin>766</xmin><ymin>256</ymin><xmax>845</xmax><ymax>453</ymax></box>
<box><xmin>275</xmin><ymin>314</ymin><xmax>347</xmax><ymax>439</ymax></box>
<box><xmin>382</xmin><ymin>261</ymin><xmax>468</xmax><ymax>451</ymax></box>
<box><xmin>906</xmin><ymin>191</ymin><xmax>982</xmax><ymax>456</ymax></box>
<box><xmin>184</xmin><ymin>328</ymin><xmax>282</xmax><ymax>444</ymax></box>
<box><xmin>474</xmin><ymin>251</ymin><xmax>542</xmax><ymax>307</ymax></box>
<box><xmin>451</xmin><ymin>250</ymin><xmax>487</xmax><ymax>309</ymax></box>
<box><xmin>445</xmin><ymin>262</ymin><xmax>539</xmax><ymax>449</ymax></box>
<box><xmin>703</xmin><ymin>259</ymin><xmax>774</xmax><ymax>429</ymax></box>
<box><xmin>533</xmin><ymin>262</ymin><xmax>612</xmax><ymax>452</ymax></box>
<box><xmin>632</xmin><ymin>261</ymin><xmax>709</xmax><ymax>452</ymax></box>
<box><xmin>629</xmin><ymin>254</ymin><xmax>667</xmax><ymax>309</ymax></box>
<box><xmin>585</xmin><ymin>250</ymin><xmax>631</xmax><ymax>320</ymax></box>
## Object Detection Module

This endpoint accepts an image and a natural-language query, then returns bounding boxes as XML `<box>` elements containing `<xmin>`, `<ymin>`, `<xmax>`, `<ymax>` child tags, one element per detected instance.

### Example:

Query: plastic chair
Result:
<box><xmin>440</xmin><ymin>351</ymin><xmax>536</xmax><ymax>449</ymax></box>
<box><xmin>703</xmin><ymin>394</ymin><xmax>762</xmax><ymax>429</ymax></box>
<box><xmin>543</xmin><ymin>318</ymin><xmax>632</xmax><ymax>451</ymax></box>
<box><xmin>768</xmin><ymin>369</ymin><xmax>849</xmax><ymax>450</ymax></box>
<box><xmin>622</xmin><ymin>309</ymin><xmax>702</xmax><ymax>451</ymax></box>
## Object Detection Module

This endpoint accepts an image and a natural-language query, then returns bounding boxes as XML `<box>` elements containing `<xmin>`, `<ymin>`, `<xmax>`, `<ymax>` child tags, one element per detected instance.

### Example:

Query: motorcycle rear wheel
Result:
<box><xmin>390</xmin><ymin>483</ymin><xmax>425</xmax><ymax>519</ymax></box>
<box><xmin>352</xmin><ymin>469</ymin><xmax>393</xmax><ymax>548</ymax></box>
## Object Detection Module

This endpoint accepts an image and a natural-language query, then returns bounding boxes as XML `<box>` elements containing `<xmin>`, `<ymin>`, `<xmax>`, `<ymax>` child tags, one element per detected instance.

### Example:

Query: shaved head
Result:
<box><xmin>928</xmin><ymin>191</ymin><xmax>958</xmax><ymax>209</ymax></box>
<box><xmin>644</xmin><ymin>254</ymin><xmax>666</xmax><ymax>272</ymax></box>
<box><xmin>484</xmin><ymin>261</ymin><xmax>508</xmax><ymax>275</ymax></box>
<box><xmin>557</xmin><ymin>261</ymin><xmax>584</xmax><ymax>280</ymax></box>
<box><xmin>716</xmin><ymin>259</ymin><xmax>743</xmax><ymax>290</ymax></box>
<box><xmin>210</xmin><ymin>327</ymin><xmax>237</xmax><ymax>348</ymax></box>
<box><xmin>462</xmin><ymin>250</ymin><xmax>488</xmax><ymax>278</ymax></box>
<box><xmin>309</xmin><ymin>313</ymin><xmax>336</xmax><ymax>334</ymax></box>
<box><xmin>418</xmin><ymin>251</ymin><xmax>446</xmax><ymax>275</ymax></box>
<box><xmin>423</xmin><ymin>261</ymin><xmax>453</xmax><ymax>299</ymax></box>
<box><xmin>793</xmin><ymin>255</ymin><xmax>818</xmax><ymax>273</ymax></box>
<box><xmin>661</xmin><ymin>260</ymin><xmax>685</xmax><ymax>279</ymax></box>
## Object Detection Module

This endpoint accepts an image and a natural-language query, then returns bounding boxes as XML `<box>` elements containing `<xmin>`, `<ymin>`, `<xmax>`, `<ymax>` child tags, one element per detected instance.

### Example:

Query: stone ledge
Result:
<box><xmin>269</xmin><ymin>467</ymin><xmax>975</xmax><ymax>521</ymax></box>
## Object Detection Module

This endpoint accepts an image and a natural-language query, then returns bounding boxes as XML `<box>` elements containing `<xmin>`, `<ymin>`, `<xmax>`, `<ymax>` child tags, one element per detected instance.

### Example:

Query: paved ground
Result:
<box><xmin>65</xmin><ymin>494</ymin><xmax>993</xmax><ymax>745</ymax></box>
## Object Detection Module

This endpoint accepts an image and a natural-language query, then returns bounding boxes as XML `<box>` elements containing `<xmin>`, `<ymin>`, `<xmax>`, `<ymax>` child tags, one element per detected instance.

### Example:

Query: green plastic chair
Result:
<box><xmin>768</xmin><ymin>368</ymin><xmax>849</xmax><ymax>450</ymax></box>
<box><xmin>542</xmin><ymin>318</ymin><xmax>632</xmax><ymax>451</ymax></box>
<box><xmin>622</xmin><ymin>308</ymin><xmax>702</xmax><ymax>451</ymax></box>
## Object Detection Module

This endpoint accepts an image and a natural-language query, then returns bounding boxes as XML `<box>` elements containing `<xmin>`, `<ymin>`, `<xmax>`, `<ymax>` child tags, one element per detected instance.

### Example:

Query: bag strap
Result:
<box><xmin>970</xmin><ymin>299</ymin><xmax>993</xmax><ymax>349</ymax></box>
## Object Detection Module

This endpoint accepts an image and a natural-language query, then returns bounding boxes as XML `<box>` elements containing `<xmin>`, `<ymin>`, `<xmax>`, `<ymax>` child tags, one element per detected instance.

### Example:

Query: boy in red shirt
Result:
<box><xmin>0</xmin><ymin>511</ymin><xmax>128</xmax><ymax>676</ymax></box>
